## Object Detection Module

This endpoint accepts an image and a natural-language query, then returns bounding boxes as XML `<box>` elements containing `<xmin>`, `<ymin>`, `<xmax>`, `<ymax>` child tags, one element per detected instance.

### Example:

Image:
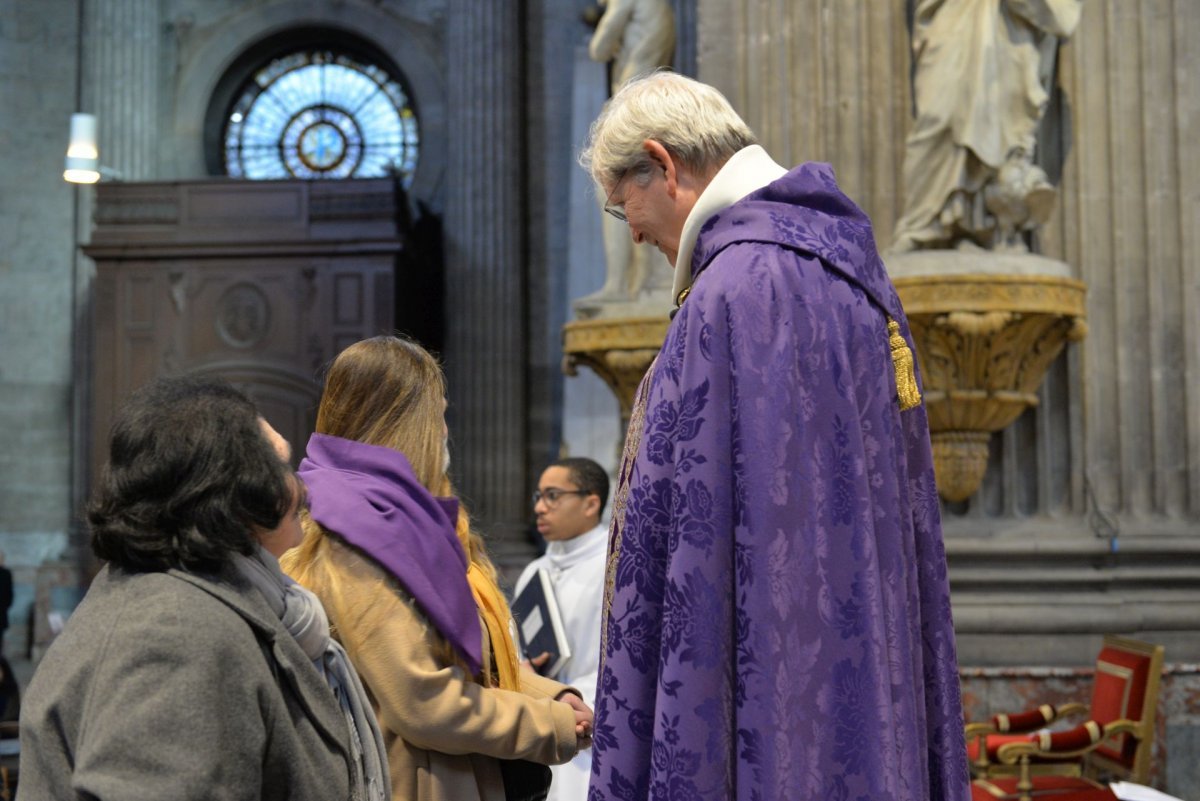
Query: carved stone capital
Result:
<box><xmin>894</xmin><ymin>273</ymin><xmax>1088</xmax><ymax>502</ymax></box>
<box><xmin>562</xmin><ymin>315</ymin><xmax>670</xmax><ymax>426</ymax></box>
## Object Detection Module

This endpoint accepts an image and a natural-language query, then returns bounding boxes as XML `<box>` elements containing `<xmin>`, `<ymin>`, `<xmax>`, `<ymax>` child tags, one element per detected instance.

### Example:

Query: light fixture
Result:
<box><xmin>64</xmin><ymin>113</ymin><xmax>121</xmax><ymax>184</ymax></box>
<box><xmin>64</xmin><ymin>113</ymin><xmax>100</xmax><ymax>183</ymax></box>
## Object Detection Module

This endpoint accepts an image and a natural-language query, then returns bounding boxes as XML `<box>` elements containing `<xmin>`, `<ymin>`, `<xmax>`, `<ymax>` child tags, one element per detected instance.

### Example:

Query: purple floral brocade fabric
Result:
<box><xmin>589</xmin><ymin>164</ymin><xmax>970</xmax><ymax>801</ymax></box>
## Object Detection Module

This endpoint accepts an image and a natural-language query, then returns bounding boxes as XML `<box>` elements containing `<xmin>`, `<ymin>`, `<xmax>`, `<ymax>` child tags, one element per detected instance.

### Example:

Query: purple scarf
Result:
<box><xmin>298</xmin><ymin>433</ymin><xmax>482</xmax><ymax>674</ymax></box>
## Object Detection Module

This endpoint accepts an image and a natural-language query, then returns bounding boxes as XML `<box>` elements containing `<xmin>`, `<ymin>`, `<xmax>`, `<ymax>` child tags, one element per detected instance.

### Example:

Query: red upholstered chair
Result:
<box><xmin>965</xmin><ymin>635</ymin><xmax>1164</xmax><ymax>801</ymax></box>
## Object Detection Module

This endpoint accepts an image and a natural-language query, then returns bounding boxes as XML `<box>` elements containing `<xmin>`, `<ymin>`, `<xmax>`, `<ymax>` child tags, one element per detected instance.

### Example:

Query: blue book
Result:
<box><xmin>511</xmin><ymin>567</ymin><xmax>572</xmax><ymax>678</ymax></box>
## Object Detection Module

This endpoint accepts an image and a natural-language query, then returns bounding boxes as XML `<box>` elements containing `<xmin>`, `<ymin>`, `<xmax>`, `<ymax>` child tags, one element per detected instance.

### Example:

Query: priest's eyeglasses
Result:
<box><xmin>603</xmin><ymin>166</ymin><xmax>635</xmax><ymax>222</ymax></box>
<box><xmin>531</xmin><ymin>488</ymin><xmax>590</xmax><ymax>506</ymax></box>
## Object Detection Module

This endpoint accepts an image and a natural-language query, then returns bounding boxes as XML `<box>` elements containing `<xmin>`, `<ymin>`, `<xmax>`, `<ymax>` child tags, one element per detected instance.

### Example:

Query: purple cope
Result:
<box><xmin>588</xmin><ymin>163</ymin><xmax>971</xmax><ymax>801</ymax></box>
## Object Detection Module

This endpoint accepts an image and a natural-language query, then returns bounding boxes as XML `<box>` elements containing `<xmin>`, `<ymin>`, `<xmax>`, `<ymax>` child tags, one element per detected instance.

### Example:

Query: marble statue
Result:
<box><xmin>884</xmin><ymin>1</ymin><xmax>1089</xmax><ymax>506</ymax></box>
<box><xmin>891</xmin><ymin>0</ymin><xmax>1083</xmax><ymax>254</ymax></box>
<box><xmin>575</xmin><ymin>0</ymin><xmax>675</xmax><ymax>314</ymax></box>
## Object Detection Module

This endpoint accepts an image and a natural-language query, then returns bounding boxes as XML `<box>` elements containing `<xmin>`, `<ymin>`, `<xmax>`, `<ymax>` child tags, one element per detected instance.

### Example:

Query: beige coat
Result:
<box><xmin>308</xmin><ymin>537</ymin><xmax>580</xmax><ymax>801</ymax></box>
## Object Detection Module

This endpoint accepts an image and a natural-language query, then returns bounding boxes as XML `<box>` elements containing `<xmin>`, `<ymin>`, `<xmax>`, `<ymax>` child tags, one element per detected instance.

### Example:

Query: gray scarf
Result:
<box><xmin>234</xmin><ymin>547</ymin><xmax>390</xmax><ymax>801</ymax></box>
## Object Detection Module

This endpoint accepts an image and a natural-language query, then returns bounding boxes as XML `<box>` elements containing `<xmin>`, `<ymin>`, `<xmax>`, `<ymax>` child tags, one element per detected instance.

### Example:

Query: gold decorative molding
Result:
<box><xmin>563</xmin><ymin>274</ymin><xmax>1087</xmax><ymax>505</ymax></box>
<box><xmin>895</xmin><ymin>273</ymin><xmax>1087</xmax><ymax>503</ymax></box>
<box><xmin>893</xmin><ymin>273</ymin><xmax>1088</xmax><ymax>316</ymax></box>
<box><xmin>562</xmin><ymin>315</ymin><xmax>670</xmax><ymax>428</ymax></box>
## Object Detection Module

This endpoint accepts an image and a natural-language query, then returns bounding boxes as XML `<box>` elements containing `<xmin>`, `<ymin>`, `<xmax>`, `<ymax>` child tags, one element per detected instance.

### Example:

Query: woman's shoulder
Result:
<box><xmin>38</xmin><ymin>566</ymin><xmax>274</xmax><ymax>696</ymax></box>
<box><xmin>323</xmin><ymin>535</ymin><xmax>389</xmax><ymax>580</ymax></box>
<box><xmin>94</xmin><ymin>565</ymin><xmax>248</xmax><ymax>616</ymax></box>
<box><xmin>113</xmin><ymin>567</ymin><xmax>272</xmax><ymax>646</ymax></box>
<box><xmin>320</xmin><ymin>535</ymin><xmax>413</xmax><ymax>606</ymax></box>
<box><xmin>311</xmin><ymin>535</ymin><xmax>432</xmax><ymax>636</ymax></box>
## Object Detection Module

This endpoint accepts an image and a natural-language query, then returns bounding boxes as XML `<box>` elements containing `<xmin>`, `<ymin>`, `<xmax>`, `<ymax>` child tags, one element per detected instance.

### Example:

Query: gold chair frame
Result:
<box><xmin>966</xmin><ymin>635</ymin><xmax>1164</xmax><ymax>801</ymax></box>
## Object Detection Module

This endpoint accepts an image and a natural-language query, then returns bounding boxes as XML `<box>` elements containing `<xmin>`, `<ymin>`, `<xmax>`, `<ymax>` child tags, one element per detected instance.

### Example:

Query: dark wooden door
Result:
<box><xmin>85</xmin><ymin>178</ymin><xmax>403</xmax><ymax>482</ymax></box>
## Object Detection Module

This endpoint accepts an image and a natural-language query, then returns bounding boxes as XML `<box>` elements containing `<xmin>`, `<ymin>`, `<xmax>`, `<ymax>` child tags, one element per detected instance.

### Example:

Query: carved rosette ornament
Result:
<box><xmin>891</xmin><ymin>263</ymin><xmax>1087</xmax><ymax>502</ymax></box>
<box><xmin>562</xmin><ymin>316</ymin><xmax>671</xmax><ymax>432</ymax></box>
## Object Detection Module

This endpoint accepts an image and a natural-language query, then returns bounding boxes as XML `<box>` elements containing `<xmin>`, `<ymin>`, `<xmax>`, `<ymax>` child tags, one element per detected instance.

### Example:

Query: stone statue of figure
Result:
<box><xmin>576</xmin><ymin>0</ymin><xmax>675</xmax><ymax>312</ymax></box>
<box><xmin>890</xmin><ymin>0</ymin><xmax>1083</xmax><ymax>253</ymax></box>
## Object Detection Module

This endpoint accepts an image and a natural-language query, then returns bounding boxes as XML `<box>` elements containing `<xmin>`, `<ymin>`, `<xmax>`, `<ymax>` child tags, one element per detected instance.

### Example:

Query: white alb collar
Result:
<box><xmin>671</xmin><ymin>145</ymin><xmax>789</xmax><ymax>304</ymax></box>
<box><xmin>543</xmin><ymin>523</ymin><xmax>608</xmax><ymax>571</ymax></box>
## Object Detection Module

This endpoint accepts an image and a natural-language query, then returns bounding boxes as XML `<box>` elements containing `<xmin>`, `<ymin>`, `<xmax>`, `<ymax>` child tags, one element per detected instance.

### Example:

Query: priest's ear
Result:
<box><xmin>641</xmin><ymin>139</ymin><xmax>678</xmax><ymax>194</ymax></box>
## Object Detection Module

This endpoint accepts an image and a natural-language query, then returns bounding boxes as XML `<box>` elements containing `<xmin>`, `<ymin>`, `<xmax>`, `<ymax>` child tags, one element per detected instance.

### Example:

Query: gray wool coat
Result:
<box><xmin>18</xmin><ymin>562</ymin><xmax>357</xmax><ymax>801</ymax></box>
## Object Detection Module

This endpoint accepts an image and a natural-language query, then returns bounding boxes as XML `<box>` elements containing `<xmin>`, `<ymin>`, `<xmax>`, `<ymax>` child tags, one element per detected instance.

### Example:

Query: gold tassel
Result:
<box><xmin>888</xmin><ymin>318</ymin><xmax>922</xmax><ymax>411</ymax></box>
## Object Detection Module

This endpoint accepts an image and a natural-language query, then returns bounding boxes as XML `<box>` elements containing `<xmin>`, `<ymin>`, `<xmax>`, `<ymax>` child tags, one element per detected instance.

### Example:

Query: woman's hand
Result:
<box><xmin>555</xmin><ymin>691</ymin><xmax>594</xmax><ymax>749</ymax></box>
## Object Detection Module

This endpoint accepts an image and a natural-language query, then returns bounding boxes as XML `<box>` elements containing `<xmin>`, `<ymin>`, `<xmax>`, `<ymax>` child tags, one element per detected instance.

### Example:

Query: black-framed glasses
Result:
<box><xmin>532</xmin><ymin>487</ymin><xmax>590</xmax><ymax>506</ymax></box>
<box><xmin>603</xmin><ymin>166</ymin><xmax>634</xmax><ymax>222</ymax></box>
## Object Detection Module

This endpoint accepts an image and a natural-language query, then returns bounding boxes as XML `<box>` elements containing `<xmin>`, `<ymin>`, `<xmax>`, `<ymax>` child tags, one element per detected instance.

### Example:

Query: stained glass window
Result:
<box><xmin>223</xmin><ymin>50</ymin><xmax>419</xmax><ymax>184</ymax></box>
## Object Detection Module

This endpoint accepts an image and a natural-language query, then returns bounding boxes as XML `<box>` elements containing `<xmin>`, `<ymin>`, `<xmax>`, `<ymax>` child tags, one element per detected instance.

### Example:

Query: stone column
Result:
<box><xmin>1059</xmin><ymin>0</ymin><xmax>1199</xmax><ymax>520</ymax></box>
<box><xmin>696</xmin><ymin>0</ymin><xmax>1200</xmax><ymax>528</ymax></box>
<box><xmin>695</xmin><ymin>0</ymin><xmax>909</xmax><ymax>245</ymax></box>
<box><xmin>73</xmin><ymin>0</ymin><xmax>163</xmax><ymax>535</ymax></box>
<box><xmin>84</xmin><ymin>0</ymin><xmax>160</xmax><ymax>180</ymax></box>
<box><xmin>444</xmin><ymin>0</ymin><xmax>528</xmax><ymax>556</ymax></box>
<box><xmin>671</xmin><ymin>0</ymin><xmax>698</xmax><ymax>75</ymax></box>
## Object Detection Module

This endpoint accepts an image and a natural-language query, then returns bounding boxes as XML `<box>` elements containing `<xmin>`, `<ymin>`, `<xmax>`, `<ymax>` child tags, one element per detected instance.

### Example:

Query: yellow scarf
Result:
<box><xmin>466</xmin><ymin>563</ymin><xmax>521</xmax><ymax>691</ymax></box>
<box><xmin>455</xmin><ymin>515</ymin><xmax>521</xmax><ymax>692</ymax></box>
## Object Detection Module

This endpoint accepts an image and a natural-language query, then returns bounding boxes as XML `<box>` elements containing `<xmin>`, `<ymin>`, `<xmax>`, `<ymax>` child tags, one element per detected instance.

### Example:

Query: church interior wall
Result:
<box><xmin>524</xmin><ymin>0</ymin><xmax>588</xmax><ymax>524</ymax></box>
<box><xmin>0</xmin><ymin>0</ymin><xmax>85</xmax><ymax>663</ymax></box>
<box><xmin>0</xmin><ymin>0</ymin><xmax>1196</xmax><ymax>793</ymax></box>
<box><xmin>166</xmin><ymin>1</ymin><xmax>447</xmax><ymax>204</ymax></box>
<box><xmin>695</xmin><ymin>0</ymin><xmax>1199</xmax><ymax>537</ymax></box>
<box><xmin>695</xmin><ymin>1</ymin><xmax>1198</xmax><ymax>794</ymax></box>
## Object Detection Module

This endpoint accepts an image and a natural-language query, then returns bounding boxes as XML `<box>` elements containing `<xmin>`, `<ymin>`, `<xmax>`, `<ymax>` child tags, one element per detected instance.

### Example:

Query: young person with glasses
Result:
<box><xmin>515</xmin><ymin>457</ymin><xmax>610</xmax><ymax>801</ymax></box>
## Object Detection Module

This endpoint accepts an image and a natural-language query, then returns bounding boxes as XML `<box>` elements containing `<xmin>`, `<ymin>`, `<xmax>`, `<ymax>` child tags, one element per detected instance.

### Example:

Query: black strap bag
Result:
<box><xmin>498</xmin><ymin>758</ymin><xmax>552</xmax><ymax>801</ymax></box>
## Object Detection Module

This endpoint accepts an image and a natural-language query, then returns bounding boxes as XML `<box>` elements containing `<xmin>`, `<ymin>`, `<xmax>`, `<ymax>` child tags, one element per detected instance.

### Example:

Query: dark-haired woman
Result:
<box><xmin>19</xmin><ymin>376</ymin><xmax>389</xmax><ymax>801</ymax></box>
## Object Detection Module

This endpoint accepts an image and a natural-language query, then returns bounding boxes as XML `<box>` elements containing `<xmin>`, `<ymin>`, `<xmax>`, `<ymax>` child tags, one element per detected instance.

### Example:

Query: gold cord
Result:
<box><xmin>888</xmin><ymin>318</ymin><xmax>922</xmax><ymax>411</ymax></box>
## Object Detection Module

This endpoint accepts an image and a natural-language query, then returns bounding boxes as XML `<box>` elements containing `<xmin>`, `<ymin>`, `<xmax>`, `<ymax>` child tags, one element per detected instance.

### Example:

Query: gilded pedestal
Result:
<box><xmin>891</xmin><ymin>264</ymin><xmax>1087</xmax><ymax>502</ymax></box>
<box><xmin>562</xmin><ymin>315</ymin><xmax>670</xmax><ymax>433</ymax></box>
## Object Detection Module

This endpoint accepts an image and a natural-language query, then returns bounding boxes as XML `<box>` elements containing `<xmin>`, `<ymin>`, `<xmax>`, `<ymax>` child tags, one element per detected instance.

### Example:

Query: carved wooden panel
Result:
<box><xmin>85</xmin><ymin>179</ymin><xmax>402</xmax><ymax>484</ymax></box>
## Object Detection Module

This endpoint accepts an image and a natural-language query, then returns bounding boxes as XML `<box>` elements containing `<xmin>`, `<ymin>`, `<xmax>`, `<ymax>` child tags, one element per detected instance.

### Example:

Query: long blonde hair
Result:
<box><xmin>284</xmin><ymin>336</ymin><xmax>506</xmax><ymax>674</ymax></box>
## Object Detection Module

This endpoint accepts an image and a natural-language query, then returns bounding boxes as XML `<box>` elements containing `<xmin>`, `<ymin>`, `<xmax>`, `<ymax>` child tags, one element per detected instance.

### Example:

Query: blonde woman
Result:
<box><xmin>283</xmin><ymin>336</ymin><xmax>591</xmax><ymax>801</ymax></box>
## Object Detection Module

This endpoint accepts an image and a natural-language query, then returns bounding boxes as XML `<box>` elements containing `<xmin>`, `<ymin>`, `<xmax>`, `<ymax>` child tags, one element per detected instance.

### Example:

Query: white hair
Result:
<box><xmin>578</xmin><ymin>71</ymin><xmax>757</xmax><ymax>191</ymax></box>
